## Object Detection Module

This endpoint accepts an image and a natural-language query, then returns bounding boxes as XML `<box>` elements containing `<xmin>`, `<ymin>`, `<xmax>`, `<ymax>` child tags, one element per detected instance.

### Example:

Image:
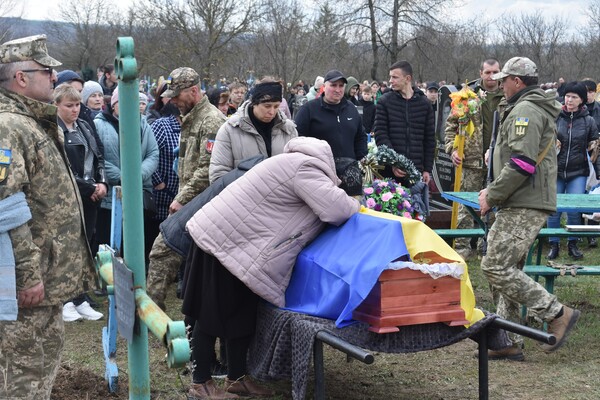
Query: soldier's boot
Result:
<box><xmin>540</xmin><ymin>306</ymin><xmax>580</xmax><ymax>353</ymax></box>
<box><xmin>547</xmin><ymin>242</ymin><xmax>559</xmax><ymax>260</ymax></box>
<box><xmin>472</xmin><ymin>345</ymin><xmax>524</xmax><ymax>361</ymax></box>
<box><xmin>567</xmin><ymin>240</ymin><xmax>583</xmax><ymax>260</ymax></box>
<box><xmin>488</xmin><ymin>345</ymin><xmax>524</xmax><ymax>361</ymax></box>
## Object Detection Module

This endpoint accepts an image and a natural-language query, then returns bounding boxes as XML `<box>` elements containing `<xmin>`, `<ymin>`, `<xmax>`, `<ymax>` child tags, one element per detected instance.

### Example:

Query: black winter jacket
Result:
<box><xmin>586</xmin><ymin>101</ymin><xmax>600</xmax><ymax>130</ymax></box>
<box><xmin>358</xmin><ymin>99</ymin><xmax>376</xmax><ymax>133</ymax></box>
<box><xmin>294</xmin><ymin>95</ymin><xmax>368</xmax><ymax>160</ymax></box>
<box><xmin>373</xmin><ymin>88</ymin><xmax>435</xmax><ymax>173</ymax></box>
<box><xmin>556</xmin><ymin>106</ymin><xmax>600</xmax><ymax>180</ymax></box>
<box><xmin>59</xmin><ymin>118</ymin><xmax>107</xmax><ymax>201</ymax></box>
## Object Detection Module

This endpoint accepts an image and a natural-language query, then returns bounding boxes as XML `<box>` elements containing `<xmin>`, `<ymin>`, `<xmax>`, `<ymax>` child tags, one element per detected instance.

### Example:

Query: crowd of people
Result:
<box><xmin>0</xmin><ymin>33</ymin><xmax>594</xmax><ymax>399</ymax></box>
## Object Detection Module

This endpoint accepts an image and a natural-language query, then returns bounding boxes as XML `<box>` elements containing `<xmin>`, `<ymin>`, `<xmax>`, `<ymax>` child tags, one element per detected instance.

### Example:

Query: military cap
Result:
<box><xmin>162</xmin><ymin>67</ymin><xmax>200</xmax><ymax>98</ymax></box>
<box><xmin>492</xmin><ymin>57</ymin><xmax>538</xmax><ymax>81</ymax></box>
<box><xmin>0</xmin><ymin>34</ymin><xmax>61</xmax><ymax>67</ymax></box>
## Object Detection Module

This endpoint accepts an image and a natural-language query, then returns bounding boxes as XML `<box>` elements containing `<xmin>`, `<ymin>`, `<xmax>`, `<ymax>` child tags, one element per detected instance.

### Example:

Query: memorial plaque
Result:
<box><xmin>113</xmin><ymin>256</ymin><xmax>135</xmax><ymax>343</ymax></box>
<box><xmin>432</xmin><ymin>85</ymin><xmax>458</xmax><ymax>201</ymax></box>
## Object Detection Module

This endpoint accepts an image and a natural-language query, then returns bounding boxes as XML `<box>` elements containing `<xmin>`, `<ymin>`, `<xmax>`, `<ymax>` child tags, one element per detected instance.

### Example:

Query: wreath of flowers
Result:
<box><xmin>363</xmin><ymin>179</ymin><xmax>423</xmax><ymax>220</ymax></box>
<box><xmin>373</xmin><ymin>144</ymin><xmax>422</xmax><ymax>186</ymax></box>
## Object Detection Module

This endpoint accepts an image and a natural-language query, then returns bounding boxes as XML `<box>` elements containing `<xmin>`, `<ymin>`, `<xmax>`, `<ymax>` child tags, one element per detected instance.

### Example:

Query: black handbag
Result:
<box><xmin>142</xmin><ymin>190</ymin><xmax>158</xmax><ymax>216</ymax></box>
<box><xmin>334</xmin><ymin>157</ymin><xmax>363</xmax><ymax>196</ymax></box>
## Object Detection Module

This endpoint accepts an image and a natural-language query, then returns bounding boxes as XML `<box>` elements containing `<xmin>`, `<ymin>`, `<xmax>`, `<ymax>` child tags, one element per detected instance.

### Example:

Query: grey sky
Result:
<box><xmin>8</xmin><ymin>0</ymin><xmax>589</xmax><ymax>27</ymax></box>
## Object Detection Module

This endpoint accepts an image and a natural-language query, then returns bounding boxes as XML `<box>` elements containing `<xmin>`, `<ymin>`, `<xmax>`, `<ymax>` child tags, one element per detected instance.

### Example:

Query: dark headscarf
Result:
<box><xmin>251</xmin><ymin>82</ymin><xmax>282</xmax><ymax>104</ymax></box>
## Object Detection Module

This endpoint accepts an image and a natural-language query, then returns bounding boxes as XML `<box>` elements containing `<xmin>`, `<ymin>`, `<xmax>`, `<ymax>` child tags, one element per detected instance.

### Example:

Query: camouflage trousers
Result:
<box><xmin>146</xmin><ymin>232</ymin><xmax>184</xmax><ymax>311</ymax></box>
<box><xmin>481</xmin><ymin>208</ymin><xmax>562</xmax><ymax>346</ymax></box>
<box><xmin>454</xmin><ymin>167</ymin><xmax>490</xmax><ymax>252</ymax></box>
<box><xmin>0</xmin><ymin>305</ymin><xmax>63</xmax><ymax>399</ymax></box>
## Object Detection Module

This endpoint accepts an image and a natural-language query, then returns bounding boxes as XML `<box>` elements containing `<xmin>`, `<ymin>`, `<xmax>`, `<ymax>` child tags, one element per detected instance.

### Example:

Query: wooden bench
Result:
<box><xmin>523</xmin><ymin>265</ymin><xmax>600</xmax><ymax>294</ymax></box>
<box><xmin>435</xmin><ymin>227</ymin><xmax>600</xmax><ymax>240</ymax></box>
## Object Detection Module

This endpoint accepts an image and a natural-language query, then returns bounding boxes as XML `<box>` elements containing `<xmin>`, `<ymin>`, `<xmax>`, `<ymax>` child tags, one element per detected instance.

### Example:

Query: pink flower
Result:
<box><xmin>378</xmin><ymin>181</ymin><xmax>388</xmax><ymax>187</ymax></box>
<box><xmin>364</xmin><ymin>187</ymin><xmax>374</xmax><ymax>195</ymax></box>
<box><xmin>397</xmin><ymin>189</ymin><xmax>405</xmax><ymax>195</ymax></box>
<box><xmin>403</xmin><ymin>212</ymin><xmax>412</xmax><ymax>218</ymax></box>
<box><xmin>366</xmin><ymin>198</ymin><xmax>376</xmax><ymax>208</ymax></box>
<box><xmin>403</xmin><ymin>200</ymin><xmax>411</xmax><ymax>208</ymax></box>
<box><xmin>381</xmin><ymin>192</ymin><xmax>393</xmax><ymax>202</ymax></box>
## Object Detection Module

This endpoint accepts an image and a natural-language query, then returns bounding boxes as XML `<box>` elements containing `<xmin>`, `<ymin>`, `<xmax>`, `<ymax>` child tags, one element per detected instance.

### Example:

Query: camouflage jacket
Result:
<box><xmin>0</xmin><ymin>87</ymin><xmax>94</xmax><ymax>305</ymax></box>
<box><xmin>175</xmin><ymin>95</ymin><xmax>226</xmax><ymax>205</ymax></box>
<box><xmin>487</xmin><ymin>87</ymin><xmax>560</xmax><ymax>212</ymax></box>
<box><xmin>444</xmin><ymin>80</ymin><xmax>503</xmax><ymax>169</ymax></box>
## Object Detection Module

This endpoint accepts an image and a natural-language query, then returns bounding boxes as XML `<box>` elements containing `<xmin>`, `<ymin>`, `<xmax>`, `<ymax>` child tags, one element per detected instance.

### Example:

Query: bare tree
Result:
<box><xmin>497</xmin><ymin>11</ymin><xmax>567</xmax><ymax>81</ymax></box>
<box><xmin>0</xmin><ymin>0</ymin><xmax>23</xmax><ymax>42</ymax></box>
<box><xmin>138</xmin><ymin>0</ymin><xmax>256</xmax><ymax>86</ymax></box>
<box><xmin>338</xmin><ymin>0</ymin><xmax>452</xmax><ymax>80</ymax></box>
<box><xmin>46</xmin><ymin>0</ymin><xmax>116</xmax><ymax>74</ymax></box>
<box><xmin>252</xmin><ymin>0</ymin><xmax>312</xmax><ymax>85</ymax></box>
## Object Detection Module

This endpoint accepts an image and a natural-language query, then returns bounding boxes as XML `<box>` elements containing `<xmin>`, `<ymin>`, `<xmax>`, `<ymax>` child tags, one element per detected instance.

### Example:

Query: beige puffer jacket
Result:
<box><xmin>208</xmin><ymin>100</ymin><xmax>297</xmax><ymax>183</ymax></box>
<box><xmin>187</xmin><ymin>137</ymin><xmax>360</xmax><ymax>307</ymax></box>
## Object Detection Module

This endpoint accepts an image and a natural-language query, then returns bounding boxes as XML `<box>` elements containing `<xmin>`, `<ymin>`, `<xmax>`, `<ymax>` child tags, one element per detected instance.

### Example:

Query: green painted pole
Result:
<box><xmin>114</xmin><ymin>37</ymin><xmax>150</xmax><ymax>399</ymax></box>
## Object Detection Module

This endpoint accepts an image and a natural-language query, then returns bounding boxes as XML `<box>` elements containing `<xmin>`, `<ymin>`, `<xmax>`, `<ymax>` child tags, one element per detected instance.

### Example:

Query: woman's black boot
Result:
<box><xmin>547</xmin><ymin>242</ymin><xmax>560</xmax><ymax>260</ymax></box>
<box><xmin>568</xmin><ymin>240</ymin><xmax>583</xmax><ymax>260</ymax></box>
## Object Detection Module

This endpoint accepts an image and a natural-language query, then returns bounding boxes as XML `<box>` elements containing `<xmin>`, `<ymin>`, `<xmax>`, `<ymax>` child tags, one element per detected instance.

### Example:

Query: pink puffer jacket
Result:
<box><xmin>186</xmin><ymin>136</ymin><xmax>360</xmax><ymax>307</ymax></box>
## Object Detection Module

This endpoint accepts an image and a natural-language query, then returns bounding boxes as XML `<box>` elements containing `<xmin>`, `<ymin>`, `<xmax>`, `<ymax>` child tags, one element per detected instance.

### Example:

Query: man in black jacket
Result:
<box><xmin>294</xmin><ymin>69</ymin><xmax>367</xmax><ymax>162</ymax></box>
<box><xmin>374</xmin><ymin>60</ymin><xmax>435</xmax><ymax>184</ymax></box>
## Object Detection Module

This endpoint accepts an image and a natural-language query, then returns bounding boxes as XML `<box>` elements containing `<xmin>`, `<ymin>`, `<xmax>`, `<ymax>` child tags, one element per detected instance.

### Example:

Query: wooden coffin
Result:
<box><xmin>352</xmin><ymin>268</ymin><xmax>469</xmax><ymax>333</ymax></box>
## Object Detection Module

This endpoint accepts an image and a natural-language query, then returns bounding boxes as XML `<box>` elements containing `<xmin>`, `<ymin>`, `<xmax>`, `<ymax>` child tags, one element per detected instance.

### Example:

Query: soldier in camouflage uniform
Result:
<box><xmin>445</xmin><ymin>59</ymin><xmax>503</xmax><ymax>259</ymax></box>
<box><xmin>146</xmin><ymin>67</ymin><xmax>226</xmax><ymax>310</ymax></box>
<box><xmin>0</xmin><ymin>35</ymin><xmax>94</xmax><ymax>399</ymax></box>
<box><xmin>478</xmin><ymin>57</ymin><xmax>580</xmax><ymax>361</ymax></box>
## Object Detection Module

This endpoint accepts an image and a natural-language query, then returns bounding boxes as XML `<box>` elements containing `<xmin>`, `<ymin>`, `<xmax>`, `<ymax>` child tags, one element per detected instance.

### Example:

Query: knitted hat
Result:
<box><xmin>56</xmin><ymin>70</ymin><xmax>84</xmax><ymax>86</ymax></box>
<box><xmin>111</xmin><ymin>87</ymin><xmax>119</xmax><ymax>107</ymax></box>
<box><xmin>81</xmin><ymin>81</ymin><xmax>103</xmax><ymax>105</ymax></box>
<box><xmin>563</xmin><ymin>81</ymin><xmax>587</xmax><ymax>102</ymax></box>
<box><xmin>139</xmin><ymin>92</ymin><xmax>148</xmax><ymax>104</ymax></box>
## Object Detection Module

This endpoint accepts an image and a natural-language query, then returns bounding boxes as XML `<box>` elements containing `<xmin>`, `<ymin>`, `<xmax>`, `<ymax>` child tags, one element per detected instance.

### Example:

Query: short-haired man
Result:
<box><xmin>374</xmin><ymin>60</ymin><xmax>435</xmax><ymax>185</ymax></box>
<box><xmin>146</xmin><ymin>67</ymin><xmax>226</xmax><ymax>310</ymax></box>
<box><xmin>0</xmin><ymin>35</ymin><xmax>93</xmax><ymax>398</ymax></box>
<box><xmin>294</xmin><ymin>69</ymin><xmax>368</xmax><ymax>161</ymax></box>
<box><xmin>478</xmin><ymin>57</ymin><xmax>580</xmax><ymax>360</ymax></box>
<box><xmin>444</xmin><ymin>58</ymin><xmax>504</xmax><ymax>259</ymax></box>
<box><xmin>294</xmin><ymin>70</ymin><xmax>368</xmax><ymax>194</ymax></box>
<box><xmin>99</xmin><ymin>64</ymin><xmax>118</xmax><ymax>96</ymax></box>
<box><xmin>425</xmin><ymin>81</ymin><xmax>439</xmax><ymax>112</ymax></box>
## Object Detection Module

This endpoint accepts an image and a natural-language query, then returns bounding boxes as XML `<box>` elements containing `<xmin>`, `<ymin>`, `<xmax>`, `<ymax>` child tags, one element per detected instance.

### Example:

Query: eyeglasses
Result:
<box><xmin>15</xmin><ymin>67</ymin><xmax>54</xmax><ymax>78</ymax></box>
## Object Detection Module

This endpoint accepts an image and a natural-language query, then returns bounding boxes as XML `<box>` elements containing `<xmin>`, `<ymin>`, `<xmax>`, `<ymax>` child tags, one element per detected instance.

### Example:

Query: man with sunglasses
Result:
<box><xmin>477</xmin><ymin>57</ymin><xmax>580</xmax><ymax>361</ymax></box>
<box><xmin>0</xmin><ymin>35</ymin><xmax>93</xmax><ymax>398</ymax></box>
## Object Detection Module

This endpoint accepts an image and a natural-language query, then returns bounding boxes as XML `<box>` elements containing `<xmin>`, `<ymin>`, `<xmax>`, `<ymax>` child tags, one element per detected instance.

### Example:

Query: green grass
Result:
<box><xmin>56</xmin><ymin>237</ymin><xmax>600</xmax><ymax>399</ymax></box>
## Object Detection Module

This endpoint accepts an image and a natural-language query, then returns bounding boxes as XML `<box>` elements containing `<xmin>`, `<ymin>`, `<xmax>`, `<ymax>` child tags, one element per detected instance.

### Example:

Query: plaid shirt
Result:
<box><xmin>151</xmin><ymin>115</ymin><xmax>181</xmax><ymax>221</ymax></box>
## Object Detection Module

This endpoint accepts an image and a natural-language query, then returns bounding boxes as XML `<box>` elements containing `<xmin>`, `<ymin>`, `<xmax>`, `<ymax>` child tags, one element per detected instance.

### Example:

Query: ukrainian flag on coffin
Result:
<box><xmin>284</xmin><ymin>208</ymin><xmax>484</xmax><ymax>327</ymax></box>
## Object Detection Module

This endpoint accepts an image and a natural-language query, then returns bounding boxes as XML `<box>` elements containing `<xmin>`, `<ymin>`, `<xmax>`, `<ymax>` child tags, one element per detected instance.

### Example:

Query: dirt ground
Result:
<box><xmin>52</xmin><ymin>256</ymin><xmax>600</xmax><ymax>400</ymax></box>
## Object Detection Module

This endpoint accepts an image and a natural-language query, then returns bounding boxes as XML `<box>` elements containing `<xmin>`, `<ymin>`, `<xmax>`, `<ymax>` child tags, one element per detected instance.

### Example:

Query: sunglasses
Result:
<box><xmin>16</xmin><ymin>67</ymin><xmax>54</xmax><ymax>78</ymax></box>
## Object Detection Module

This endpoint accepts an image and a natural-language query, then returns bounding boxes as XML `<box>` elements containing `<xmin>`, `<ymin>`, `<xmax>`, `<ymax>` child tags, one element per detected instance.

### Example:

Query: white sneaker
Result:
<box><xmin>63</xmin><ymin>302</ymin><xmax>83</xmax><ymax>322</ymax></box>
<box><xmin>75</xmin><ymin>301</ymin><xmax>104</xmax><ymax>320</ymax></box>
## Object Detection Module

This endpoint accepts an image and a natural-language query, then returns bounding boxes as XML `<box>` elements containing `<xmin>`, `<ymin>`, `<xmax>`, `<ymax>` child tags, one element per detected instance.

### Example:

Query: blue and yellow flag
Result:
<box><xmin>285</xmin><ymin>208</ymin><xmax>484</xmax><ymax>327</ymax></box>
